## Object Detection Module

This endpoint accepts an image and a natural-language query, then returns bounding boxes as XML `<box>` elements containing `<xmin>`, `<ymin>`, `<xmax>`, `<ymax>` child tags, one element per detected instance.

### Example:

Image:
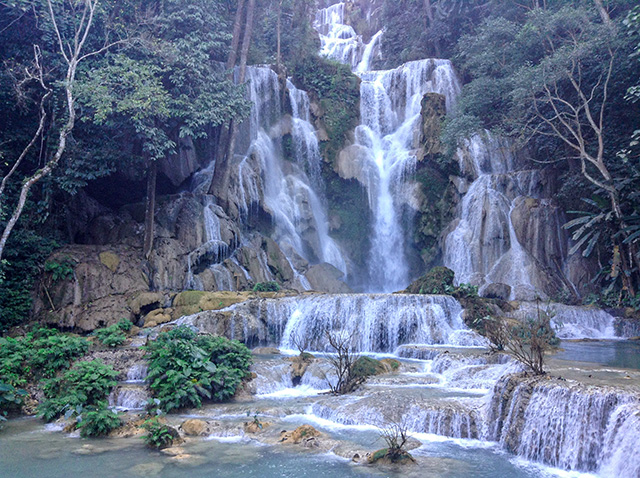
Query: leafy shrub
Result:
<box><xmin>1</xmin><ymin>380</ymin><xmax>27</xmax><ymax>425</ymax></box>
<box><xmin>93</xmin><ymin>326</ymin><xmax>126</xmax><ymax>348</ymax></box>
<box><xmin>142</xmin><ymin>418</ymin><xmax>177</xmax><ymax>449</ymax></box>
<box><xmin>44</xmin><ymin>257</ymin><xmax>75</xmax><ymax>282</ymax></box>
<box><xmin>115</xmin><ymin>318</ymin><xmax>133</xmax><ymax>332</ymax></box>
<box><xmin>0</xmin><ymin>328</ymin><xmax>89</xmax><ymax>387</ymax></box>
<box><xmin>77</xmin><ymin>404</ymin><xmax>122</xmax><ymax>437</ymax></box>
<box><xmin>38</xmin><ymin>360</ymin><xmax>118</xmax><ymax>422</ymax></box>
<box><xmin>145</xmin><ymin>326</ymin><xmax>252</xmax><ymax>413</ymax></box>
<box><xmin>351</xmin><ymin>356</ymin><xmax>387</xmax><ymax>379</ymax></box>
<box><xmin>252</xmin><ymin>281</ymin><xmax>281</xmax><ymax>292</ymax></box>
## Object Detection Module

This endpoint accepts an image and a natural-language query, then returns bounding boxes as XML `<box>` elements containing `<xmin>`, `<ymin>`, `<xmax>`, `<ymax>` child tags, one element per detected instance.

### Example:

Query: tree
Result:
<box><xmin>451</xmin><ymin>2</ymin><xmax>640</xmax><ymax>299</ymax></box>
<box><xmin>0</xmin><ymin>0</ymin><xmax>118</xmax><ymax>261</ymax></box>
<box><xmin>78</xmin><ymin>0</ymin><xmax>250</xmax><ymax>258</ymax></box>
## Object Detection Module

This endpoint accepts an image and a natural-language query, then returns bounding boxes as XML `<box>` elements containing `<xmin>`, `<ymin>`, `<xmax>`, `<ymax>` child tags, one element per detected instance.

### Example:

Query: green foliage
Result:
<box><xmin>77</xmin><ymin>404</ymin><xmax>122</xmax><ymax>438</ymax></box>
<box><xmin>292</xmin><ymin>56</ymin><xmax>360</xmax><ymax>164</ymax></box>
<box><xmin>43</xmin><ymin>257</ymin><xmax>75</xmax><ymax>282</ymax></box>
<box><xmin>92</xmin><ymin>319</ymin><xmax>132</xmax><ymax>348</ymax></box>
<box><xmin>142</xmin><ymin>418</ymin><xmax>176</xmax><ymax>449</ymax></box>
<box><xmin>0</xmin><ymin>328</ymin><xmax>89</xmax><ymax>388</ymax></box>
<box><xmin>116</xmin><ymin>318</ymin><xmax>133</xmax><ymax>332</ymax></box>
<box><xmin>0</xmin><ymin>230</ymin><xmax>57</xmax><ymax>331</ymax></box>
<box><xmin>38</xmin><ymin>360</ymin><xmax>118</xmax><ymax>422</ymax></box>
<box><xmin>144</xmin><ymin>326</ymin><xmax>252</xmax><ymax>413</ymax></box>
<box><xmin>0</xmin><ymin>380</ymin><xmax>28</xmax><ymax>423</ymax></box>
<box><xmin>406</xmin><ymin>266</ymin><xmax>456</xmax><ymax>294</ymax></box>
<box><xmin>252</xmin><ymin>281</ymin><xmax>281</xmax><ymax>292</ymax></box>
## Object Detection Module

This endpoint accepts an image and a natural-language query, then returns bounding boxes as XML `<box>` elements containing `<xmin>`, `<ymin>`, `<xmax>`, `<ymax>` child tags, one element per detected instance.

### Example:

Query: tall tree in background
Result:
<box><xmin>0</xmin><ymin>0</ymin><xmax>121</xmax><ymax>261</ymax></box>
<box><xmin>209</xmin><ymin>0</ymin><xmax>256</xmax><ymax>211</ymax></box>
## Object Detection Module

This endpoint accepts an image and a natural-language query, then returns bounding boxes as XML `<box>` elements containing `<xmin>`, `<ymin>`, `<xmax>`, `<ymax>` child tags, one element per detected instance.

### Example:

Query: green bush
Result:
<box><xmin>145</xmin><ymin>326</ymin><xmax>252</xmax><ymax>413</ymax></box>
<box><xmin>252</xmin><ymin>281</ymin><xmax>281</xmax><ymax>292</ymax></box>
<box><xmin>115</xmin><ymin>318</ymin><xmax>133</xmax><ymax>332</ymax></box>
<box><xmin>0</xmin><ymin>328</ymin><xmax>89</xmax><ymax>387</ymax></box>
<box><xmin>77</xmin><ymin>404</ymin><xmax>122</xmax><ymax>437</ymax></box>
<box><xmin>1</xmin><ymin>380</ymin><xmax>27</xmax><ymax>426</ymax></box>
<box><xmin>93</xmin><ymin>326</ymin><xmax>126</xmax><ymax>348</ymax></box>
<box><xmin>38</xmin><ymin>360</ymin><xmax>118</xmax><ymax>422</ymax></box>
<box><xmin>142</xmin><ymin>418</ymin><xmax>176</xmax><ymax>449</ymax></box>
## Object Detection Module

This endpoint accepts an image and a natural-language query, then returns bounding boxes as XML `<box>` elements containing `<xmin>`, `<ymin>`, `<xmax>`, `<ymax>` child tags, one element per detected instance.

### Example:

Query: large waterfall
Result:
<box><xmin>315</xmin><ymin>3</ymin><xmax>462</xmax><ymax>292</ymax></box>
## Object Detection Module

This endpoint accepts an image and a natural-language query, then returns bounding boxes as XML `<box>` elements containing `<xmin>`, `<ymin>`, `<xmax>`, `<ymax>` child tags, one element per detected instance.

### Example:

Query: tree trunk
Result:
<box><xmin>227</xmin><ymin>0</ymin><xmax>246</xmax><ymax>71</ymax></box>
<box><xmin>143</xmin><ymin>159</ymin><xmax>157</xmax><ymax>259</ymax></box>
<box><xmin>209</xmin><ymin>0</ymin><xmax>256</xmax><ymax>209</ymax></box>
<box><xmin>593</xmin><ymin>0</ymin><xmax>612</xmax><ymax>26</ymax></box>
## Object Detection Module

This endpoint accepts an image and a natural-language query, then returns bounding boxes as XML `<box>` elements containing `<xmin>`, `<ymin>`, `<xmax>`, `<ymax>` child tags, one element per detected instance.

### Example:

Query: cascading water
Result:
<box><xmin>315</xmin><ymin>3</ymin><xmax>460</xmax><ymax>292</ymax></box>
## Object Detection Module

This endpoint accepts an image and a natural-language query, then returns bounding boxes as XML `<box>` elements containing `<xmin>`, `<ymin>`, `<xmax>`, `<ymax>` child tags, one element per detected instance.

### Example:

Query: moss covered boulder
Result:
<box><xmin>405</xmin><ymin>267</ymin><xmax>455</xmax><ymax>295</ymax></box>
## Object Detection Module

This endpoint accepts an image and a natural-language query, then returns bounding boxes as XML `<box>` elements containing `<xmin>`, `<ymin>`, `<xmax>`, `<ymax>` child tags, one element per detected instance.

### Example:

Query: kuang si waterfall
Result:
<box><xmin>2</xmin><ymin>2</ymin><xmax>640</xmax><ymax>478</ymax></box>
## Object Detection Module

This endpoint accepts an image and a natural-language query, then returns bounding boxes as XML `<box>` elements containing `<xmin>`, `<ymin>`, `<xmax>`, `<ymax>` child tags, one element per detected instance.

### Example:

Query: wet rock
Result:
<box><xmin>129</xmin><ymin>462</ymin><xmax>165</xmax><ymax>477</ymax></box>
<box><xmin>143</xmin><ymin>309</ymin><xmax>173</xmax><ymax>328</ymax></box>
<box><xmin>481</xmin><ymin>283</ymin><xmax>512</xmax><ymax>301</ymax></box>
<box><xmin>280</xmin><ymin>425</ymin><xmax>322</xmax><ymax>445</ymax></box>
<box><xmin>181</xmin><ymin>419</ymin><xmax>210</xmax><ymax>437</ymax></box>
<box><xmin>252</xmin><ymin>347</ymin><xmax>281</xmax><ymax>355</ymax></box>
<box><xmin>418</xmin><ymin>93</ymin><xmax>446</xmax><ymax>159</ymax></box>
<box><xmin>304</xmin><ymin>263</ymin><xmax>352</xmax><ymax>293</ymax></box>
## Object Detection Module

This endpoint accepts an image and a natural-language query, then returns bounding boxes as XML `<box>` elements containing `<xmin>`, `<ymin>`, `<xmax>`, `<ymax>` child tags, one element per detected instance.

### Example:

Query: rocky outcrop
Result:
<box><xmin>304</xmin><ymin>263</ymin><xmax>353</xmax><ymax>293</ymax></box>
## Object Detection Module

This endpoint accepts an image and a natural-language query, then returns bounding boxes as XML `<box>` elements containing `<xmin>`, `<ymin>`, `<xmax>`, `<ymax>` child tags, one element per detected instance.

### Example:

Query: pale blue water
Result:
<box><xmin>554</xmin><ymin>340</ymin><xmax>640</xmax><ymax>370</ymax></box>
<box><xmin>0</xmin><ymin>418</ymin><xmax>564</xmax><ymax>478</ymax></box>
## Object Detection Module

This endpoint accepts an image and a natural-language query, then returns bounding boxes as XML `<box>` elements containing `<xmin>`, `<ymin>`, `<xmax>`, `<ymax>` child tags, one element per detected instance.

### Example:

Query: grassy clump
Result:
<box><xmin>253</xmin><ymin>281</ymin><xmax>280</xmax><ymax>292</ymax></box>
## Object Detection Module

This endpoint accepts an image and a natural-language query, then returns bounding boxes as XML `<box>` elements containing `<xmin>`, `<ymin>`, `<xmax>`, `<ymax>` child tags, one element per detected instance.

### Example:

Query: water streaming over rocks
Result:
<box><xmin>486</xmin><ymin>374</ymin><xmax>640</xmax><ymax>475</ymax></box>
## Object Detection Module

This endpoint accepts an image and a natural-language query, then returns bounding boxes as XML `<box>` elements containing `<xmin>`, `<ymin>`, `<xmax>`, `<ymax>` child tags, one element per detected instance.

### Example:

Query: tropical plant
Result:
<box><xmin>142</xmin><ymin>417</ymin><xmax>176</xmax><ymax>449</ymax></box>
<box><xmin>76</xmin><ymin>404</ymin><xmax>122</xmax><ymax>437</ymax></box>
<box><xmin>144</xmin><ymin>326</ymin><xmax>252</xmax><ymax>413</ymax></box>
<box><xmin>252</xmin><ymin>281</ymin><xmax>281</xmax><ymax>292</ymax></box>
<box><xmin>38</xmin><ymin>360</ymin><xmax>118</xmax><ymax>422</ymax></box>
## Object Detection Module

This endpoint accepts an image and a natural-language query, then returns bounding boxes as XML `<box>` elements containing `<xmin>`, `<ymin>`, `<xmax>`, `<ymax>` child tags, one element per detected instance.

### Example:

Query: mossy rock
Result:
<box><xmin>405</xmin><ymin>266</ymin><xmax>455</xmax><ymax>295</ymax></box>
<box><xmin>380</xmin><ymin>358</ymin><xmax>401</xmax><ymax>372</ymax></box>
<box><xmin>171</xmin><ymin>291</ymin><xmax>251</xmax><ymax>319</ymax></box>
<box><xmin>368</xmin><ymin>448</ymin><xmax>416</xmax><ymax>465</ymax></box>
<box><xmin>352</xmin><ymin>356</ymin><xmax>387</xmax><ymax>379</ymax></box>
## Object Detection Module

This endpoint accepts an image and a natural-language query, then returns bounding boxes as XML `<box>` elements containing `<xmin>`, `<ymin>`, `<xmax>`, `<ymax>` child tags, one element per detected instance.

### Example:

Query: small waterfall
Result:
<box><xmin>443</xmin><ymin>133</ymin><xmax>547</xmax><ymax>299</ymax></box>
<box><xmin>125</xmin><ymin>363</ymin><xmax>148</xmax><ymax>383</ymax></box>
<box><xmin>512</xmin><ymin>302</ymin><xmax>619</xmax><ymax>339</ymax></box>
<box><xmin>267</xmin><ymin>294</ymin><xmax>485</xmax><ymax>352</ymax></box>
<box><xmin>315</xmin><ymin>3</ymin><xmax>382</xmax><ymax>72</ymax></box>
<box><xmin>108</xmin><ymin>385</ymin><xmax>149</xmax><ymax>411</ymax></box>
<box><xmin>485</xmin><ymin>375</ymin><xmax>640</xmax><ymax>474</ymax></box>
<box><xmin>230</xmin><ymin>67</ymin><xmax>346</xmax><ymax>276</ymax></box>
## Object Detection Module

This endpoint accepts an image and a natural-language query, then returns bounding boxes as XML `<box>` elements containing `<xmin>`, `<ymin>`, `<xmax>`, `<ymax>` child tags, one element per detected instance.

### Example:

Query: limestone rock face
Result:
<box><xmin>158</xmin><ymin>136</ymin><xmax>200</xmax><ymax>188</ymax></box>
<box><xmin>304</xmin><ymin>263</ymin><xmax>353</xmax><ymax>293</ymax></box>
<box><xmin>481</xmin><ymin>283</ymin><xmax>512</xmax><ymax>301</ymax></box>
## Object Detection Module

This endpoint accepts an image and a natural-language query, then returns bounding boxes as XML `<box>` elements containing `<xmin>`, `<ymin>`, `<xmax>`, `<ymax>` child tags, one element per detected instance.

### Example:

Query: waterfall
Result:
<box><xmin>442</xmin><ymin>133</ymin><xmax>558</xmax><ymax>300</ymax></box>
<box><xmin>266</xmin><ymin>294</ymin><xmax>485</xmax><ymax>352</ymax></box>
<box><xmin>315</xmin><ymin>4</ymin><xmax>461</xmax><ymax>291</ymax></box>
<box><xmin>485</xmin><ymin>375</ymin><xmax>640</xmax><ymax>474</ymax></box>
<box><xmin>356</xmin><ymin>60</ymin><xmax>461</xmax><ymax>291</ymax></box>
